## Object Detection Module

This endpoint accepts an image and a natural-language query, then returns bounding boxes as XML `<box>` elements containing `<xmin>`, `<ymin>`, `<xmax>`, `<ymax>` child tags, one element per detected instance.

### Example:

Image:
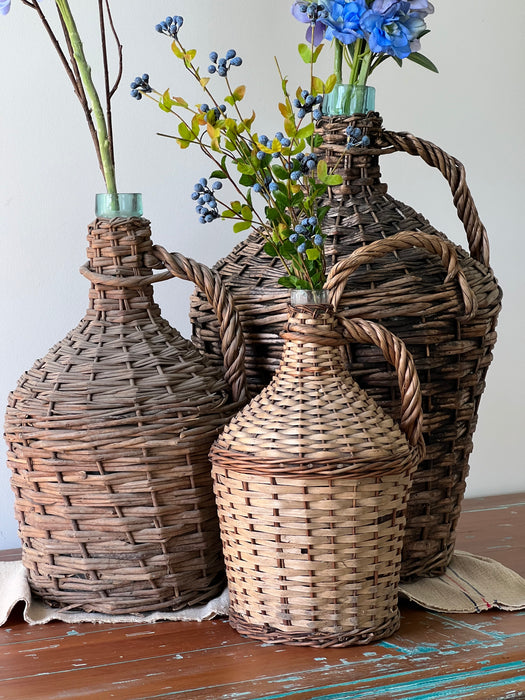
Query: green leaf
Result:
<box><xmin>230</xmin><ymin>200</ymin><xmax>242</xmax><ymax>214</ymax></box>
<box><xmin>171</xmin><ymin>41</ymin><xmax>184</xmax><ymax>59</ymax></box>
<box><xmin>298</xmin><ymin>43</ymin><xmax>313</xmax><ymax>64</ymax></box>
<box><xmin>222</xmin><ymin>209</ymin><xmax>235</xmax><ymax>219</ymax></box>
<box><xmin>186</xmin><ymin>48</ymin><xmax>197</xmax><ymax>61</ymax></box>
<box><xmin>241</xmin><ymin>205</ymin><xmax>253</xmax><ymax>220</ymax></box>
<box><xmin>278</xmin><ymin>276</ymin><xmax>295</xmax><ymax>289</ymax></box>
<box><xmin>324</xmin><ymin>74</ymin><xmax>337</xmax><ymax>94</ymax></box>
<box><xmin>159</xmin><ymin>102</ymin><xmax>170</xmax><ymax>113</ymax></box>
<box><xmin>239</xmin><ymin>174</ymin><xmax>256</xmax><ymax>187</ymax></box>
<box><xmin>266</xmin><ymin>207</ymin><xmax>281</xmax><ymax>223</ymax></box>
<box><xmin>224</xmin><ymin>95</ymin><xmax>235</xmax><ymax>107</ymax></box>
<box><xmin>317</xmin><ymin>159</ymin><xmax>328</xmax><ymax>182</ymax></box>
<box><xmin>407</xmin><ymin>52</ymin><xmax>439</xmax><ymax>73</ymax></box>
<box><xmin>178</xmin><ymin>122</ymin><xmax>195</xmax><ymax>142</ymax></box>
<box><xmin>272</xmin><ymin>164</ymin><xmax>289</xmax><ymax>180</ymax></box>
<box><xmin>312</xmin><ymin>76</ymin><xmax>324</xmax><ymax>95</ymax></box>
<box><xmin>237</xmin><ymin>161</ymin><xmax>255</xmax><ymax>175</ymax></box>
<box><xmin>306</xmin><ymin>248</ymin><xmax>320</xmax><ymax>261</ymax></box>
<box><xmin>233</xmin><ymin>221</ymin><xmax>252</xmax><ymax>233</ymax></box>
<box><xmin>264</xmin><ymin>241</ymin><xmax>279</xmax><ymax>257</ymax></box>
<box><xmin>297</xmin><ymin>123</ymin><xmax>315</xmax><ymax>140</ymax></box>
<box><xmin>323</xmin><ymin>174</ymin><xmax>343</xmax><ymax>186</ymax></box>
<box><xmin>210</xmin><ymin>169</ymin><xmax>228</xmax><ymax>179</ymax></box>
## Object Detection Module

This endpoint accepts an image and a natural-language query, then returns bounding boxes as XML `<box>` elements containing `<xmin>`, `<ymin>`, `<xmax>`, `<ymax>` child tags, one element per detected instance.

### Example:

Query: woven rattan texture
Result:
<box><xmin>191</xmin><ymin>113</ymin><xmax>502</xmax><ymax>580</ymax></box>
<box><xmin>211</xmin><ymin>305</ymin><xmax>422</xmax><ymax>645</ymax></box>
<box><xmin>213</xmin><ymin>466</ymin><xmax>411</xmax><ymax>646</ymax></box>
<box><xmin>5</xmin><ymin>217</ymin><xmax>245</xmax><ymax>614</ymax></box>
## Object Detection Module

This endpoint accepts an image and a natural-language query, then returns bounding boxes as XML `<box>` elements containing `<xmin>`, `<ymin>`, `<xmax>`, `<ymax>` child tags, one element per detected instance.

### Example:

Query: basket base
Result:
<box><xmin>228</xmin><ymin>608</ymin><xmax>400</xmax><ymax>647</ymax></box>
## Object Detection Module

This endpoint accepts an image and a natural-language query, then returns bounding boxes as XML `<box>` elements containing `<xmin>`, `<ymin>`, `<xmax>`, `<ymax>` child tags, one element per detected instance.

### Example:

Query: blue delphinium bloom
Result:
<box><xmin>291</xmin><ymin>2</ymin><xmax>329</xmax><ymax>46</ymax></box>
<box><xmin>361</xmin><ymin>1</ymin><xmax>427</xmax><ymax>59</ymax></box>
<box><xmin>322</xmin><ymin>0</ymin><xmax>367</xmax><ymax>45</ymax></box>
<box><xmin>0</xmin><ymin>0</ymin><xmax>11</xmax><ymax>16</ymax></box>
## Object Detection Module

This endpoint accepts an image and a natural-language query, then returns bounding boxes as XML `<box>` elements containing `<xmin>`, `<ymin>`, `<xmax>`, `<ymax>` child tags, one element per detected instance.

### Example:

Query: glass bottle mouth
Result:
<box><xmin>289</xmin><ymin>288</ymin><xmax>330</xmax><ymax>306</ymax></box>
<box><xmin>95</xmin><ymin>193</ymin><xmax>143</xmax><ymax>218</ymax></box>
<box><xmin>322</xmin><ymin>84</ymin><xmax>376</xmax><ymax>117</ymax></box>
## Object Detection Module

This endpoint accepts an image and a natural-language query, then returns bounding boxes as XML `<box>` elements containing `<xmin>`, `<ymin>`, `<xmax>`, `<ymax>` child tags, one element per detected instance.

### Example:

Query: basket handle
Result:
<box><xmin>149</xmin><ymin>245</ymin><xmax>248</xmax><ymax>404</ymax></box>
<box><xmin>325</xmin><ymin>230</ymin><xmax>477</xmax><ymax>318</ymax></box>
<box><xmin>338</xmin><ymin>316</ymin><xmax>424</xmax><ymax>451</ymax></box>
<box><xmin>379</xmin><ymin>130</ymin><xmax>490</xmax><ymax>268</ymax></box>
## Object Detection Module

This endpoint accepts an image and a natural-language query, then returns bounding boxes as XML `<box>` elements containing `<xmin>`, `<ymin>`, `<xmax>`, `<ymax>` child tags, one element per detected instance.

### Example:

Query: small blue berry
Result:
<box><xmin>308</xmin><ymin>216</ymin><xmax>317</xmax><ymax>226</ymax></box>
<box><xmin>253</xmin><ymin>183</ymin><xmax>262</xmax><ymax>193</ymax></box>
<box><xmin>199</xmin><ymin>177</ymin><xmax>208</xmax><ymax>187</ymax></box>
<box><xmin>295</xmin><ymin>224</ymin><xmax>307</xmax><ymax>234</ymax></box>
<box><xmin>209</xmin><ymin>51</ymin><xmax>218</xmax><ymax>63</ymax></box>
<box><xmin>275</xmin><ymin>132</ymin><xmax>284</xmax><ymax>141</ymax></box>
<box><xmin>230</xmin><ymin>56</ymin><xmax>243</xmax><ymax>67</ymax></box>
<box><xmin>225</xmin><ymin>49</ymin><xmax>236</xmax><ymax>60</ymax></box>
<box><xmin>361</xmin><ymin>135</ymin><xmax>371</xmax><ymax>147</ymax></box>
<box><xmin>291</xmin><ymin>171</ymin><xmax>302</xmax><ymax>181</ymax></box>
<box><xmin>297</xmin><ymin>108</ymin><xmax>306</xmax><ymax>119</ymax></box>
<box><xmin>200</xmin><ymin>104</ymin><xmax>209</xmax><ymax>113</ymax></box>
<box><xmin>269</xmin><ymin>182</ymin><xmax>279</xmax><ymax>192</ymax></box>
<box><xmin>289</xmin><ymin>233</ymin><xmax>299</xmax><ymax>243</ymax></box>
<box><xmin>297</xmin><ymin>242</ymin><xmax>307</xmax><ymax>254</ymax></box>
<box><xmin>256</xmin><ymin>151</ymin><xmax>265</xmax><ymax>160</ymax></box>
<box><xmin>280</xmin><ymin>137</ymin><xmax>291</xmax><ymax>147</ymax></box>
<box><xmin>313</xmin><ymin>110</ymin><xmax>322</xmax><ymax>121</ymax></box>
<box><xmin>208</xmin><ymin>65</ymin><xmax>217</xmax><ymax>74</ymax></box>
<box><xmin>191</xmin><ymin>191</ymin><xmax>200</xmax><ymax>201</ymax></box>
<box><xmin>314</xmin><ymin>234</ymin><xmax>323</xmax><ymax>246</ymax></box>
<box><xmin>212</xmin><ymin>181</ymin><xmax>223</xmax><ymax>190</ymax></box>
<box><xmin>218</xmin><ymin>66</ymin><xmax>227</xmax><ymax>77</ymax></box>
<box><xmin>301</xmin><ymin>89</ymin><xmax>309</xmax><ymax>99</ymax></box>
<box><xmin>199</xmin><ymin>216</ymin><xmax>206</xmax><ymax>224</ymax></box>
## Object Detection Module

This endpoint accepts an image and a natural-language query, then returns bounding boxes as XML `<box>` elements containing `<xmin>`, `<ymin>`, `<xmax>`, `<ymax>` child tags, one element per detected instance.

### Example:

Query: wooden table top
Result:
<box><xmin>1</xmin><ymin>492</ymin><xmax>524</xmax><ymax>700</ymax></box>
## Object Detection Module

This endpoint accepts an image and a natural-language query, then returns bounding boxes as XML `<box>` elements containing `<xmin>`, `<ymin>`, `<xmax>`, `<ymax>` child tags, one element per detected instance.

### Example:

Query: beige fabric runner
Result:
<box><xmin>1</xmin><ymin>551</ymin><xmax>524</xmax><ymax>626</ymax></box>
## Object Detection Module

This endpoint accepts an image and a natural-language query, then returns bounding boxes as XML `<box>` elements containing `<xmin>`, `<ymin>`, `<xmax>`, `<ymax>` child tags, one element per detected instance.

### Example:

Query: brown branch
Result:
<box><xmin>104</xmin><ymin>0</ymin><xmax>123</xmax><ymax>99</ymax></box>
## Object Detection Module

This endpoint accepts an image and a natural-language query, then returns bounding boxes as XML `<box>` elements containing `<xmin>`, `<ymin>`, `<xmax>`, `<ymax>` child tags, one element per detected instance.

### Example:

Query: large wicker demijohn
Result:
<box><xmin>4</xmin><ymin>209</ymin><xmax>247</xmax><ymax>614</ymax></box>
<box><xmin>191</xmin><ymin>113</ymin><xmax>502</xmax><ymax>580</ymax></box>
<box><xmin>211</xmin><ymin>293</ymin><xmax>424</xmax><ymax>646</ymax></box>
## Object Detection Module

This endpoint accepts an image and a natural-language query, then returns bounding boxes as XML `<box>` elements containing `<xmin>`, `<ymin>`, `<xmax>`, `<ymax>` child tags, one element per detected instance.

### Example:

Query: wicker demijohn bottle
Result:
<box><xmin>191</xmin><ymin>113</ymin><xmax>502</xmax><ymax>581</ymax></box>
<box><xmin>4</xmin><ymin>201</ymin><xmax>247</xmax><ymax>614</ymax></box>
<box><xmin>211</xmin><ymin>293</ymin><xmax>424</xmax><ymax>646</ymax></box>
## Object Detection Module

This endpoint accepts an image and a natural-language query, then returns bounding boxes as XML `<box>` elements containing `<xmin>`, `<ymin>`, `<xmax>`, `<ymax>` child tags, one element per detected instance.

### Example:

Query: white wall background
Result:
<box><xmin>0</xmin><ymin>0</ymin><xmax>523</xmax><ymax>549</ymax></box>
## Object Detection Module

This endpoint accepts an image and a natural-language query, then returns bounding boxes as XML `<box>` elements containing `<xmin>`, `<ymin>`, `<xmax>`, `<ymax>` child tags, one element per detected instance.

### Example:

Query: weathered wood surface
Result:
<box><xmin>1</xmin><ymin>493</ymin><xmax>524</xmax><ymax>700</ymax></box>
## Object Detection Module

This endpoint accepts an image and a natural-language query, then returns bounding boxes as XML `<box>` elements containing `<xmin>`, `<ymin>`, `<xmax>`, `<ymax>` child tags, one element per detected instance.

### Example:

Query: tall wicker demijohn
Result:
<box><xmin>4</xmin><ymin>212</ymin><xmax>247</xmax><ymax>614</ymax></box>
<box><xmin>191</xmin><ymin>113</ymin><xmax>502</xmax><ymax>580</ymax></box>
<box><xmin>211</xmin><ymin>293</ymin><xmax>424</xmax><ymax>646</ymax></box>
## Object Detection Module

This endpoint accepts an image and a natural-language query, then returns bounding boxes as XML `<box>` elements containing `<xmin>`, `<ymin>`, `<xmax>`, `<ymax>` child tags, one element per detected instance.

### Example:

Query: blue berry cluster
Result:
<box><xmin>345</xmin><ymin>125</ymin><xmax>371</xmax><ymax>148</ymax></box>
<box><xmin>208</xmin><ymin>49</ymin><xmax>243</xmax><ymax>77</ymax></box>
<box><xmin>293</xmin><ymin>90</ymin><xmax>323</xmax><ymax>120</ymax></box>
<box><xmin>289</xmin><ymin>216</ymin><xmax>323</xmax><ymax>253</ymax></box>
<box><xmin>155</xmin><ymin>15</ymin><xmax>183</xmax><ymax>38</ymax></box>
<box><xmin>253</xmin><ymin>176</ymin><xmax>279</xmax><ymax>194</ymax></box>
<box><xmin>258</xmin><ymin>132</ymin><xmax>291</xmax><ymax>154</ymax></box>
<box><xmin>130</xmin><ymin>74</ymin><xmax>152</xmax><ymax>100</ymax></box>
<box><xmin>199</xmin><ymin>103</ymin><xmax>227</xmax><ymax>121</ymax></box>
<box><xmin>296</xmin><ymin>3</ymin><xmax>329</xmax><ymax>22</ymax></box>
<box><xmin>289</xmin><ymin>152</ymin><xmax>319</xmax><ymax>181</ymax></box>
<box><xmin>191</xmin><ymin>178</ymin><xmax>222</xmax><ymax>223</ymax></box>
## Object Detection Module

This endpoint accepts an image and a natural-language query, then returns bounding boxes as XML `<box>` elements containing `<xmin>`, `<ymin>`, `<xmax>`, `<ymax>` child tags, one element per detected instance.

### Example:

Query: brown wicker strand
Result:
<box><xmin>379</xmin><ymin>131</ymin><xmax>490</xmax><ymax>267</ymax></box>
<box><xmin>325</xmin><ymin>230</ymin><xmax>477</xmax><ymax>319</ymax></box>
<box><xmin>151</xmin><ymin>245</ymin><xmax>248</xmax><ymax>404</ymax></box>
<box><xmin>337</xmin><ymin>317</ymin><xmax>424</xmax><ymax>450</ymax></box>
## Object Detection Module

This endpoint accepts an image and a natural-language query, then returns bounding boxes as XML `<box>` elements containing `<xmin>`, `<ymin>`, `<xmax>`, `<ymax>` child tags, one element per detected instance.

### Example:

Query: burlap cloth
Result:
<box><xmin>2</xmin><ymin>551</ymin><xmax>524</xmax><ymax>626</ymax></box>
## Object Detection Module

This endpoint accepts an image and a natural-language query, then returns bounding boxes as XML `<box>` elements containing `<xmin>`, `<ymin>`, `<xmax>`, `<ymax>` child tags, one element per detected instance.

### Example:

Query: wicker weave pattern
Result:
<box><xmin>211</xmin><ymin>304</ymin><xmax>422</xmax><ymax>645</ymax></box>
<box><xmin>5</xmin><ymin>217</ymin><xmax>246</xmax><ymax>614</ymax></box>
<box><xmin>213</xmin><ymin>467</ymin><xmax>411</xmax><ymax>646</ymax></box>
<box><xmin>192</xmin><ymin>113</ymin><xmax>502</xmax><ymax>580</ymax></box>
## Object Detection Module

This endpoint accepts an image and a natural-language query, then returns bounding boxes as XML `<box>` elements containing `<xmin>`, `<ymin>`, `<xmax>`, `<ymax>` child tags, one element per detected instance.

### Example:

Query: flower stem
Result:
<box><xmin>334</xmin><ymin>40</ymin><xmax>343</xmax><ymax>84</ymax></box>
<box><xmin>55</xmin><ymin>0</ymin><xmax>117</xmax><ymax>195</ymax></box>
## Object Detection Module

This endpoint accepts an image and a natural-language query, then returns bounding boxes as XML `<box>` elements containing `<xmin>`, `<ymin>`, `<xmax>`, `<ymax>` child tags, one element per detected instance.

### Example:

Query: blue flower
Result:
<box><xmin>321</xmin><ymin>0</ymin><xmax>367</xmax><ymax>45</ymax></box>
<box><xmin>0</xmin><ymin>0</ymin><xmax>11</xmax><ymax>16</ymax></box>
<box><xmin>291</xmin><ymin>2</ymin><xmax>329</xmax><ymax>46</ymax></box>
<box><xmin>361</xmin><ymin>1</ymin><xmax>427</xmax><ymax>59</ymax></box>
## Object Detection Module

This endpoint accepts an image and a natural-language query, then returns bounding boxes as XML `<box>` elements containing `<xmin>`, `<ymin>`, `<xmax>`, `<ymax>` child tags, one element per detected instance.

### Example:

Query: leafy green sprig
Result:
<box><xmin>133</xmin><ymin>22</ymin><xmax>344</xmax><ymax>290</ymax></box>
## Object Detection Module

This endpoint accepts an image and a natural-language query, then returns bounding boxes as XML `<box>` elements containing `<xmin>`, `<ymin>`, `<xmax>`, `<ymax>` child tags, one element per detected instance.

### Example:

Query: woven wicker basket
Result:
<box><xmin>211</xmin><ymin>298</ymin><xmax>424</xmax><ymax>646</ymax></box>
<box><xmin>191</xmin><ymin>113</ymin><xmax>502</xmax><ymax>581</ymax></box>
<box><xmin>4</xmin><ymin>216</ymin><xmax>247</xmax><ymax>614</ymax></box>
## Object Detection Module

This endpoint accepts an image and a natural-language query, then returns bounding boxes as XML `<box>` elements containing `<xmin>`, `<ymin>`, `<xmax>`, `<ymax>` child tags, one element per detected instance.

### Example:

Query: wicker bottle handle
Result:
<box><xmin>150</xmin><ymin>245</ymin><xmax>248</xmax><ymax>404</ymax></box>
<box><xmin>337</xmin><ymin>316</ymin><xmax>424</xmax><ymax>451</ymax></box>
<box><xmin>379</xmin><ymin>130</ymin><xmax>490</xmax><ymax>268</ymax></box>
<box><xmin>325</xmin><ymin>230</ymin><xmax>478</xmax><ymax>318</ymax></box>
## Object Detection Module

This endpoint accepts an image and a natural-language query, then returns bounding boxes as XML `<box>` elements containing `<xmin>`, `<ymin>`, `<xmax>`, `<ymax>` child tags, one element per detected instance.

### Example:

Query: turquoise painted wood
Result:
<box><xmin>0</xmin><ymin>493</ymin><xmax>524</xmax><ymax>700</ymax></box>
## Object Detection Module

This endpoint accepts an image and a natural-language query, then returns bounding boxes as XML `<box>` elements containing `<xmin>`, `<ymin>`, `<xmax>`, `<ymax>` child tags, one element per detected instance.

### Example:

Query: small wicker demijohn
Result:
<box><xmin>4</xmin><ymin>213</ymin><xmax>247</xmax><ymax>614</ymax></box>
<box><xmin>211</xmin><ymin>292</ymin><xmax>424</xmax><ymax>647</ymax></box>
<box><xmin>192</xmin><ymin>113</ymin><xmax>502</xmax><ymax>581</ymax></box>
